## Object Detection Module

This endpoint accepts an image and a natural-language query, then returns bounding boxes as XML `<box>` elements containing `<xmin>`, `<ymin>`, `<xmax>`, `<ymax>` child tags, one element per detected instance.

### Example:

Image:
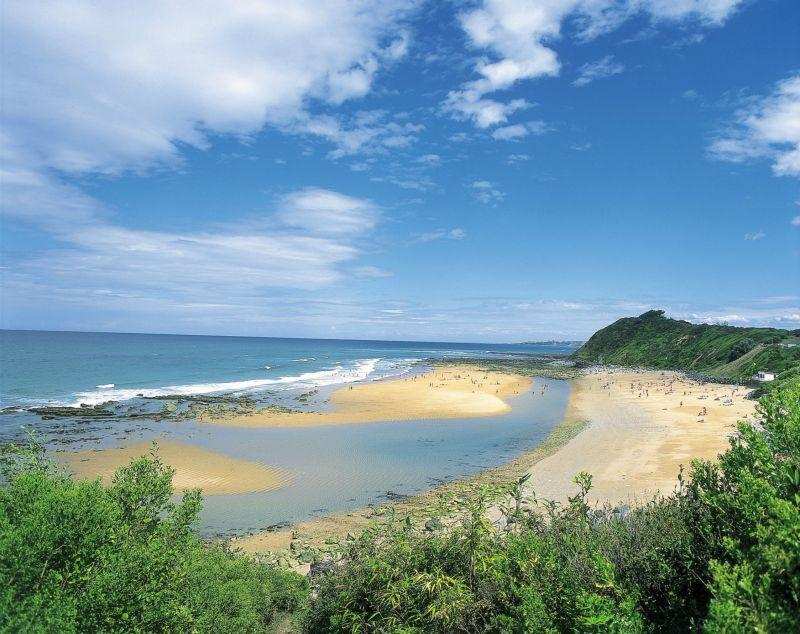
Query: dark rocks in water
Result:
<box><xmin>29</xmin><ymin>405</ymin><xmax>114</xmax><ymax>420</ymax></box>
<box><xmin>384</xmin><ymin>490</ymin><xmax>410</xmax><ymax>502</ymax></box>
<box><xmin>263</xmin><ymin>521</ymin><xmax>291</xmax><ymax>532</ymax></box>
<box><xmin>145</xmin><ymin>394</ymin><xmax>256</xmax><ymax>405</ymax></box>
<box><xmin>295</xmin><ymin>389</ymin><xmax>319</xmax><ymax>403</ymax></box>
<box><xmin>0</xmin><ymin>406</ymin><xmax>22</xmax><ymax>415</ymax></box>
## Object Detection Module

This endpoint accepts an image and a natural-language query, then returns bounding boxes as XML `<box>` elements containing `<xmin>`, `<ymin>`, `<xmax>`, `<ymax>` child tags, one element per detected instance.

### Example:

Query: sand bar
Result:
<box><xmin>212</xmin><ymin>364</ymin><xmax>532</xmax><ymax>427</ymax></box>
<box><xmin>61</xmin><ymin>439</ymin><xmax>292</xmax><ymax>495</ymax></box>
<box><xmin>235</xmin><ymin>367</ymin><xmax>757</xmax><ymax>555</ymax></box>
<box><xmin>525</xmin><ymin>368</ymin><xmax>757</xmax><ymax>505</ymax></box>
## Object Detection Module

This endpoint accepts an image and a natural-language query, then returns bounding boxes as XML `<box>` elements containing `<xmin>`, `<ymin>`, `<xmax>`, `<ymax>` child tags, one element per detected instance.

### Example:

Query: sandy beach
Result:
<box><xmin>235</xmin><ymin>366</ymin><xmax>757</xmax><ymax>555</ymax></box>
<box><xmin>209</xmin><ymin>364</ymin><xmax>532</xmax><ymax>427</ymax></box>
<box><xmin>525</xmin><ymin>368</ymin><xmax>757</xmax><ymax>505</ymax></box>
<box><xmin>62</xmin><ymin>439</ymin><xmax>292</xmax><ymax>495</ymax></box>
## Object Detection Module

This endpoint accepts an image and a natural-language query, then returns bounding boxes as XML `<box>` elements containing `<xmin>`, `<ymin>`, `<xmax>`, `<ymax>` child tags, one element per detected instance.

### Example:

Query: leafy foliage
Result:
<box><xmin>573</xmin><ymin>310</ymin><xmax>798</xmax><ymax>387</ymax></box>
<box><xmin>303</xmin><ymin>379</ymin><xmax>800</xmax><ymax>632</ymax></box>
<box><xmin>0</xmin><ymin>443</ymin><xmax>307</xmax><ymax>633</ymax></box>
<box><xmin>2</xmin><ymin>380</ymin><xmax>798</xmax><ymax>632</ymax></box>
<box><xmin>689</xmin><ymin>380</ymin><xmax>800</xmax><ymax>631</ymax></box>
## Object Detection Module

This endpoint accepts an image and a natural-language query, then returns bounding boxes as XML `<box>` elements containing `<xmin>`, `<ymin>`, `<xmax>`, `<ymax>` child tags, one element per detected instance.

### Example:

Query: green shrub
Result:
<box><xmin>0</xmin><ymin>443</ymin><xmax>307</xmax><ymax>633</ymax></box>
<box><xmin>302</xmin><ymin>380</ymin><xmax>800</xmax><ymax>632</ymax></box>
<box><xmin>688</xmin><ymin>379</ymin><xmax>800</xmax><ymax>632</ymax></box>
<box><xmin>2</xmin><ymin>379</ymin><xmax>798</xmax><ymax>632</ymax></box>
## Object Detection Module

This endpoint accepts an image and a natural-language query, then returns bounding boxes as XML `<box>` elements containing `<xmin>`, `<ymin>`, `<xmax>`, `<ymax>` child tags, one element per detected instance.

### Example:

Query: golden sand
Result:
<box><xmin>525</xmin><ymin>369</ymin><xmax>757</xmax><ymax>505</ymax></box>
<box><xmin>234</xmin><ymin>368</ymin><xmax>757</xmax><ymax>555</ymax></box>
<box><xmin>62</xmin><ymin>439</ymin><xmax>292</xmax><ymax>495</ymax></box>
<box><xmin>211</xmin><ymin>364</ymin><xmax>532</xmax><ymax>428</ymax></box>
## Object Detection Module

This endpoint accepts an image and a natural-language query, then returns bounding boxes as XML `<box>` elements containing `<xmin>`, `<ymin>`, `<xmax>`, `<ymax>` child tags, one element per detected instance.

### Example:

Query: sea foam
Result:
<box><xmin>70</xmin><ymin>357</ymin><xmax>416</xmax><ymax>406</ymax></box>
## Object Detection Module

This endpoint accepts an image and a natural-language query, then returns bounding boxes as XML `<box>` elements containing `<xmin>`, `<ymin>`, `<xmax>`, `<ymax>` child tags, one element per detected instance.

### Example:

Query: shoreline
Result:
<box><xmin>233</xmin><ymin>365</ymin><xmax>757</xmax><ymax>556</ymax></box>
<box><xmin>200</xmin><ymin>363</ymin><xmax>532</xmax><ymax>427</ymax></box>
<box><xmin>524</xmin><ymin>367</ymin><xmax>756</xmax><ymax>506</ymax></box>
<box><xmin>60</xmin><ymin>439</ymin><xmax>293</xmax><ymax>496</ymax></box>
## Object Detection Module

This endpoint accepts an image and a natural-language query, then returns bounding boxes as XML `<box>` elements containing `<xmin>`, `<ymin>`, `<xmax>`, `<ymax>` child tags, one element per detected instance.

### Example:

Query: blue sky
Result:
<box><xmin>1</xmin><ymin>0</ymin><xmax>798</xmax><ymax>342</ymax></box>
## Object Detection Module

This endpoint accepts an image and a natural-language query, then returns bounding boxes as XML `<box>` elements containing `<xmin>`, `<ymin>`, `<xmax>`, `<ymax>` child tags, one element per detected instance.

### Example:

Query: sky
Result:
<box><xmin>1</xmin><ymin>0</ymin><xmax>799</xmax><ymax>342</ymax></box>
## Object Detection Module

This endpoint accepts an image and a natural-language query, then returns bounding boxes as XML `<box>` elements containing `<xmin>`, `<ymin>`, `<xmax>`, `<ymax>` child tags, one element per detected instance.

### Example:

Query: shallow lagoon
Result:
<box><xmin>177</xmin><ymin>377</ymin><xmax>569</xmax><ymax>535</ymax></box>
<box><xmin>1</xmin><ymin>330</ymin><xmax>573</xmax><ymax>535</ymax></box>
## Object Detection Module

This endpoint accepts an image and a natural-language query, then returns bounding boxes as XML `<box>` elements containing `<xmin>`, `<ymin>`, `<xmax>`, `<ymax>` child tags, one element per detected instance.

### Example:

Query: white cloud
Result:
<box><xmin>491</xmin><ymin>120</ymin><xmax>550</xmax><ymax>140</ymax></box>
<box><xmin>1</xmin><ymin>1</ymin><xmax>416</xmax><ymax>180</ymax></box>
<box><xmin>2</xmin><ymin>184</ymin><xmax>381</xmax><ymax>335</ymax></box>
<box><xmin>416</xmin><ymin>153</ymin><xmax>442</xmax><ymax>166</ymax></box>
<box><xmin>791</xmin><ymin>215</ymin><xmax>800</xmax><ymax>227</ymax></box>
<box><xmin>710</xmin><ymin>74</ymin><xmax>800</xmax><ymax>177</ymax></box>
<box><xmin>492</xmin><ymin>124</ymin><xmax>528</xmax><ymax>141</ymax></box>
<box><xmin>470</xmin><ymin>180</ymin><xmax>505</xmax><ymax>205</ymax></box>
<box><xmin>294</xmin><ymin>110</ymin><xmax>424</xmax><ymax>159</ymax></box>
<box><xmin>0</xmin><ymin>2</ymin><xmax>416</xmax><ymax>315</ymax></box>
<box><xmin>277</xmin><ymin>188</ymin><xmax>378</xmax><ymax>236</ymax></box>
<box><xmin>744</xmin><ymin>230</ymin><xmax>765</xmax><ymax>241</ymax></box>
<box><xmin>506</xmin><ymin>153</ymin><xmax>531</xmax><ymax>164</ymax></box>
<box><xmin>444</xmin><ymin>94</ymin><xmax>529</xmax><ymax>129</ymax></box>
<box><xmin>573</xmin><ymin>55</ymin><xmax>625</xmax><ymax>87</ymax></box>
<box><xmin>446</xmin><ymin>0</ymin><xmax>746</xmax><ymax>128</ymax></box>
<box><xmin>352</xmin><ymin>265</ymin><xmax>394</xmax><ymax>278</ymax></box>
<box><xmin>414</xmin><ymin>227</ymin><xmax>468</xmax><ymax>243</ymax></box>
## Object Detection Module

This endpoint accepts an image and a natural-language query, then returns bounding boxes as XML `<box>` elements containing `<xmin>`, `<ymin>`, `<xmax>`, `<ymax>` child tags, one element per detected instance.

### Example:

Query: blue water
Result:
<box><xmin>0</xmin><ymin>330</ymin><xmax>577</xmax><ymax>407</ymax></box>
<box><xmin>0</xmin><ymin>330</ymin><xmax>577</xmax><ymax>535</ymax></box>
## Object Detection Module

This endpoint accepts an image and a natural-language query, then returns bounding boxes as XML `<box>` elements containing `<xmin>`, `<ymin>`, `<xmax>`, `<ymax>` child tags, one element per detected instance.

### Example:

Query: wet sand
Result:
<box><xmin>235</xmin><ymin>367</ymin><xmax>757</xmax><ymax>556</ymax></box>
<box><xmin>212</xmin><ymin>364</ymin><xmax>532</xmax><ymax>427</ymax></box>
<box><xmin>62</xmin><ymin>439</ymin><xmax>292</xmax><ymax>495</ymax></box>
<box><xmin>525</xmin><ymin>368</ymin><xmax>757</xmax><ymax>505</ymax></box>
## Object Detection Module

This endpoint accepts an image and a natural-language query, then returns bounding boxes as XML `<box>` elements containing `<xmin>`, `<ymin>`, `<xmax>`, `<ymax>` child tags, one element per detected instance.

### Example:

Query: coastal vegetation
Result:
<box><xmin>573</xmin><ymin>310</ymin><xmax>800</xmax><ymax>391</ymax></box>
<box><xmin>436</xmin><ymin>357</ymin><xmax>581</xmax><ymax>380</ymax></box>
<box><xmin>3</xmin><ymin>379</ymin><xmax>798</xmax><ymax>631</ymax></box>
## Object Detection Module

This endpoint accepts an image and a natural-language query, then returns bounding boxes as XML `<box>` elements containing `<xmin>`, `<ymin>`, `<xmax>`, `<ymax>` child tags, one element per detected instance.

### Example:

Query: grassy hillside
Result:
<box><xmin>573</xmin><ymin>310</ymin><xmax>800</xmax><ymax>387</ymax></box>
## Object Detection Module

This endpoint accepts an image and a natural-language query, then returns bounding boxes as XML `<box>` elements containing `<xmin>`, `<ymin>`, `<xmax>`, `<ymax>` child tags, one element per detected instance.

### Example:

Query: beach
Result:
<box><xmin>62</xmin><ymin>439</ymin><xmax>292</xmax><ymax>495</ymax></box>
<box><xmin>54</xmin><ymin>362</ymin><xmax>757</xmax><ymax>555</ymax></box>
<box><xmin>524</xmin><ymin>368</ymin><xmax>756</xmax><ymax>505</ymax></box>
<box><xmin>235</xmin><ymin>366</ymin><xmax>757</xmax><ymax>555</ymax></box>
<box><xmin>204</xmin><ymin>364</ymin><xmax>532</xmax><ymax>427</ymax></box>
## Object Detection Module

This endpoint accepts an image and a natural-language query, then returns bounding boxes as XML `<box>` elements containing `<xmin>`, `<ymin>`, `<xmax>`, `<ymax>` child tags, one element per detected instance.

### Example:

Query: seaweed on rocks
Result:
<box><xmin>29</xmin><ymin>405</ymin><xmax>115</xmax><ymax>420</ymax></box>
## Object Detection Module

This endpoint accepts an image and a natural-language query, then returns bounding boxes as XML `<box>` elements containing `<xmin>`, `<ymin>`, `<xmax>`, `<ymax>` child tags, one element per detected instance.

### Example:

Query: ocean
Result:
<box><xmin>0</xmin><ymin>329</ymin><xmax>577</xmax><ymax>408</ymax></box>
<box><xmin>0</xmin><ymin>330</ymin><xmax>578</xmax><ymax>535</ymax></box>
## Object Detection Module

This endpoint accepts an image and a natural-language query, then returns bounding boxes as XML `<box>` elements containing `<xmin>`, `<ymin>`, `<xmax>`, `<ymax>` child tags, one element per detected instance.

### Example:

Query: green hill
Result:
<box><xmin>573</xmin><ymin>310</ymin><xmax>800</xmax><ymax>387</ymax></box>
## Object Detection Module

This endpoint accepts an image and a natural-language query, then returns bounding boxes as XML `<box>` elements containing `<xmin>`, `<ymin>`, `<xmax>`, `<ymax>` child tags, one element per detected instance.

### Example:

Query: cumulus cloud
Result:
<box><xmin>506</xmin><ymin>153</ymin><xmax>531</xmax><ymax>164</ymax></box>
<box><xmin>470</xmin><ymin>180</ymin><xmax>505</xmax><ymax>205</ymax></box>
<box><xmin>0</xmin><ymin>0</ymin><xmax>417</xmax><ymax>322</ymax></box>
<box><xmin>1</xmin><ymin>1</ymin><xmax>416</xmax><ymax>180</ymax></box>
<box><xmin>491</xmin><ymin>120</ymin><xmax>550</xmax><ymax>140</ymax></box>
<box><xmin>294</xmin><ymin>110</ymin><xmax>424</xmax><ymax>159</ymax></box>
<box><xmin>573</xmin><ymin>55</ymin><xmax>625</xmax><ymax>87</ymax></box>
<box><xmin>710</xmin><ymin>74</ymin><xmax>800</xmax><ymax>177</ymax></box>
<box><xmin>445</xmin><ymin>0</ymin><xmax>746</xmax><ymax>128</ymax></box>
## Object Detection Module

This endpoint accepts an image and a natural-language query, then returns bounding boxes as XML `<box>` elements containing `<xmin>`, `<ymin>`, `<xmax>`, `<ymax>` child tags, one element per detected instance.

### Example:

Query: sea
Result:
<box><xmin>0</xmin><ymin>330</ymin><xmax>579</xmax><ymax>535</ymax></box>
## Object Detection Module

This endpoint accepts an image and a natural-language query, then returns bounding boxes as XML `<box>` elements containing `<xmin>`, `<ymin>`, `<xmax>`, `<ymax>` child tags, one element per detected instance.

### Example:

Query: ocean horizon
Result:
<box><xmin>0</xmin><ymin>329</ymin><xmax>579</xmax><ymax>409</ymax></box>
<box><xmin>0</xmin><ymin>329</ymin><xmax>576</xmax><ymax>536</ymax></box>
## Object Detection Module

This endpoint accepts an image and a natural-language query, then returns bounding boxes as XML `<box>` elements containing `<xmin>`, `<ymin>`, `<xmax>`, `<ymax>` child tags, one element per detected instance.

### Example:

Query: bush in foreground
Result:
<box><xmin>304</xmin><ymin>379</ymin><xmax>800</xmax><ymax>632</ymax></box>
<box><xmin>1</xmin><ymin>379</ymin><xmax>797</xmax><ymax>632</ymax></box>
<box><xmin>0</xmin><ymin>444</ymin><xmax>306</xmax><ymax>632</ymax></box>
